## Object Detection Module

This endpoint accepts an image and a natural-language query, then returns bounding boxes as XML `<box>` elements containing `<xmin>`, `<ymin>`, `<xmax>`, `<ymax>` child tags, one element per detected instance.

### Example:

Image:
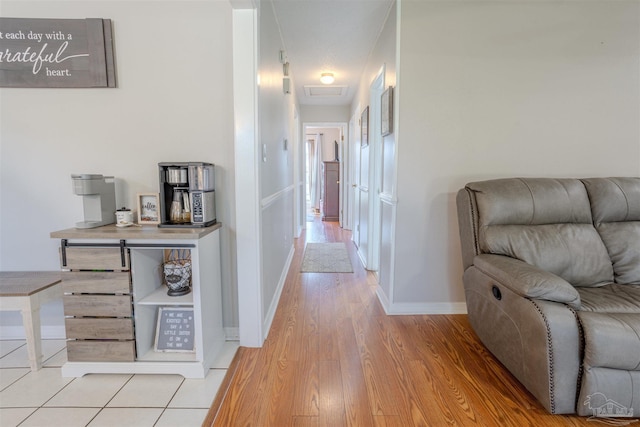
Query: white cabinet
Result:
<box><xmin>51</xmin><ymin>224</ymin><xmax>224</xmax><ymax>378</ymax></box>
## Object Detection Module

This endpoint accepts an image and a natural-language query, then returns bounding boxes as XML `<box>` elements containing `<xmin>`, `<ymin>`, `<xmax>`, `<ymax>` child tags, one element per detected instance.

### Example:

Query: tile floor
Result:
<box><xmin>0</xmin><ymin>339</ymin><xmax>238</xmax><ymax>427</ymax></box>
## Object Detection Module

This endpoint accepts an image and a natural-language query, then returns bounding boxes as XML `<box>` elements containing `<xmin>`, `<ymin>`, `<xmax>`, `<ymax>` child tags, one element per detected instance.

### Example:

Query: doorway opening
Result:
<box><xmin>302</xmin><ymin>123</ymin><xmax>347</xmax><ymax>227</ymax></box>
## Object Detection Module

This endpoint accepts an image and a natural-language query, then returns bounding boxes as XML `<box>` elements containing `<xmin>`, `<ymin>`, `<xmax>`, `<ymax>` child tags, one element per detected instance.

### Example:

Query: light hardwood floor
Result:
<box><xmin>205</xmin><ymin>218</ymin><xmax>597</xmax><ymax>426</ymax></box>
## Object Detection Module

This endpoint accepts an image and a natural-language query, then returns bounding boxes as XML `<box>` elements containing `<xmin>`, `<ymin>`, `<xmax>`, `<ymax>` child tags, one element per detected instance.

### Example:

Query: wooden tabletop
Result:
<box><xmin>50</xmin><ymin>222</ymin><xmax>221</xmax><ymax>240</ymax></box>
<box><xmin>0</xmin><ymin>272</ymin><xmax>62</xmax><ymax>296</ymax></box>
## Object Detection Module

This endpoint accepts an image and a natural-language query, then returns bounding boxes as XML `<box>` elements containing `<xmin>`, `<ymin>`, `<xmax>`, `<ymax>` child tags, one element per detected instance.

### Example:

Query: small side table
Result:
<box><xmin>0</xmin><ymin>271</ymin><xmax>62</xmax><ymax>371</ymax></box>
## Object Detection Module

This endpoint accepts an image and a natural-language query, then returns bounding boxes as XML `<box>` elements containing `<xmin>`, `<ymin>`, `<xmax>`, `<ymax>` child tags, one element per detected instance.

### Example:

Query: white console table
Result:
<box><xmin>51</xmin><ymin>223</ymin><xmax>224</xmax><ymax>378</ymax></box>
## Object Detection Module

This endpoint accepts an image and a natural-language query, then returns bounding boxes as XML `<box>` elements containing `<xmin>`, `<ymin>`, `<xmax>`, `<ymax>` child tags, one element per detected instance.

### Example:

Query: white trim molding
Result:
<box><xmin>224</xmin><ymin>327</ymin><xmax>240</xmax><ymax>341</ymax></box>
<box><xmin>376</xmin><ymin>286</ymin><xmax>467</xmax><ymax>315</ymax></box>
<box><xmin>233</xmin><ymin>7</ymin><xmax>263</xmax><ymax>348</ymax></box>
<box><xmin>262</xmin><ymin>244</ymin><xmax>295</xmax><ymax>336</ymax></box>
<box><xmin>261</xmin><ymin>185</ymin><xmax>295</xmax><ymax>209</ymax></box>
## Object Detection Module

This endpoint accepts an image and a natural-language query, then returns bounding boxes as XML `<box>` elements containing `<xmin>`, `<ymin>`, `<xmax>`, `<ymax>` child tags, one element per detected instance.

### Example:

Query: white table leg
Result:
<box><xmin>20</xmin><ymin>296</ymin><xmax>43</xmax><ymax>371</ymax></box>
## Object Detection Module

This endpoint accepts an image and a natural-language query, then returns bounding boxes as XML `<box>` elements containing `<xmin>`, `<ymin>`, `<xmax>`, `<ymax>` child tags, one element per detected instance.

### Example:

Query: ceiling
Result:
<box><xmin>271</xmin><ymin>0</ymin><xmax>394</xmax><ymax>107</ymax></box>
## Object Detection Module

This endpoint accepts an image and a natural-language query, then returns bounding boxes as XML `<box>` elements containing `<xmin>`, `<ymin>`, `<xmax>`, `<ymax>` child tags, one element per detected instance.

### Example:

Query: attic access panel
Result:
<box><xmin>303</xmin><ymin>85</ymin><xmax>349</xmax><ymax>98</ymax></box>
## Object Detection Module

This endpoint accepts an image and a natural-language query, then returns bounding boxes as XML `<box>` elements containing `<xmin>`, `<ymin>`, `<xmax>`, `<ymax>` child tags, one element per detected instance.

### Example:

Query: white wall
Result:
<box><xmin>393</xmin><ymin>1</ymin><xmax>640</xmax><ymax>310</ymax></box>
<box><xmin>351</xmin><ymin>2</ymin><xmax>397</xmax><ymax>306</ymax></box>
<box><xmin>257</xmin><ymin>0</ymin><xmax>297</xmax><ymax>337</ymax></box>
<box><xmin>0</xmin><ymin>0</ymin><xmax>237</xmax><ymax>335</ymax></box>
<box><xmin>300</xmin><ymin>105</ymin><xmax>350</xmax><ymax>124</ymax></box>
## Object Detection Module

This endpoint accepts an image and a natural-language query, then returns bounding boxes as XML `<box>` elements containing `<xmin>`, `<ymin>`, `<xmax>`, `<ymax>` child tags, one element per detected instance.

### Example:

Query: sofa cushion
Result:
<box><xmin>582</xmin><ymin>177</ymin><xmax>640</xmax><ymax>224</ymax></box>
<box><xmin>481</xmin><ymin>224</ymin><xmax>612</xmax><ymax>287</ymax></box>
<box><xmin>577</xmin><ymin>368</ymin><xmax>640</xmax><ymax>417</ymax></box>
<box><xmin>582</xmin><ymin>178</ymin><xmax>640</xmax><ymax>285</ymax></box>
<box><xmin>471</xmin><ymin>178</ymin><xmax>593</xmax><ymax>226</ymax></box>
<box><xmin>469</xmin><ymin>178</ymin><xmax>614</xmax><ymax>287</ymax></box>
<box><xmin>577</xmin><ymin>284</ymin><xmax>640</xmax><ymax>313</ymax></box>
<box><xmin>596</xmin><ymin>222</ymin><xmax>640</xmax><ymax>284</ymax></box>
<box><xmin>576</xmin><ymin>312</ymin><xmax>640</xmax><ymax>416</ymax></box>
<box><xmin>578</xmin><ymin>312</ymin><xmax>640</xmax><ymax>371</ymax></box>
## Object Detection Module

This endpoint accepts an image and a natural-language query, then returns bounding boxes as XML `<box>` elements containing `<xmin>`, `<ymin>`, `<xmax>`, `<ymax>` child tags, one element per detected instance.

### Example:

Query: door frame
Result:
<box><xmin>232</xmin><ymin>6</ymin><xmax>263</xmax><ymax>347</ymax></box>
<box><xmin>302</xmin><ymin>122</ymin><xmax>348</xmax><ymax>225</ymax></box>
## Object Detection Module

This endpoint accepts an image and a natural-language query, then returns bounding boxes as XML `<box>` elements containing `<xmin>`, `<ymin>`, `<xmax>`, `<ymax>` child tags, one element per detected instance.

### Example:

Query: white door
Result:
<box><xmin>357</xmin><ymin>117</ymin><xmax>370</xmax><ymax>266</ymax></box>
<box><xmin>367</xmin><ymin>66</ymin><xmax>385</xmax><ymax>272</ymax></box>
<box><xmin>343</xmin><ymin>117</ymin><xmax>356</xmax><ymax>231</ymax></box>
<box><xmin>351</xmin><ymin>106</ymin><xmax>362</xmax><ymax>252</ymax></box>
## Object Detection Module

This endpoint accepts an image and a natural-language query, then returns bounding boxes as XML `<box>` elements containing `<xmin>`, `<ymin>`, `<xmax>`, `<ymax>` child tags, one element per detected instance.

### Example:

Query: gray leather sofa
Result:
<box><xmin>456</xmin><ymin>177</ymin><xmax>640</xmax><ymax>416</ymax></box>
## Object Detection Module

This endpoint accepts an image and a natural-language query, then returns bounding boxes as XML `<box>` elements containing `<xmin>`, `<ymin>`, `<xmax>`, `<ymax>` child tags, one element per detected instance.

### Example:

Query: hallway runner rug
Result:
<box><xmin>301</xmin><ymin>242</ymin><xmax>354</xmax><ymax>273</ymax></box>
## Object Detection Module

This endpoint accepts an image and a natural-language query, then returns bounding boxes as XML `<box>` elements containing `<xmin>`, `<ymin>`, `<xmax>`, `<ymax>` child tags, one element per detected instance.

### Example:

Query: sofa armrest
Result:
<box><xmin>474</xmin><ymin>254</ymin><xmax>581</xmax><ymax>308</ymax></box>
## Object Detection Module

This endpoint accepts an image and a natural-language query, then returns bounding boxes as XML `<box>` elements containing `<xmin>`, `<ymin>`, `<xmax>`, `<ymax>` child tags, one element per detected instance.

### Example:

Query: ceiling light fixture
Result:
<box><xmin>320</xmin><ymin>72</ymin><xmax>335</xmax><ymax>85</ymax></box>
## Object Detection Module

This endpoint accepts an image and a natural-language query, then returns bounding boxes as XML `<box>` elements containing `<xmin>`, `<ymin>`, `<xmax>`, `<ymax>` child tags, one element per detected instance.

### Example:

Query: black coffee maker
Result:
<box><xmin>158</xmin><ymin>162</ymin><xmax>216</xmax><ymax>228</ymax></box>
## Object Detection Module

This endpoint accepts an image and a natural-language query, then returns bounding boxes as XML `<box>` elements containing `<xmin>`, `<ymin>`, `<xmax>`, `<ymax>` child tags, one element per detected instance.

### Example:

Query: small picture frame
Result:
<box><xmin>381</xmin><ymin>86</ymin><xmax>394</xmax><ymax>136</ymax></box>
<box><xmin>361</xmin><ymin>106</ymin><xmax>369</xmax><ymax>147</ymax></box>
<box><xmin>137</xmin><ymin>193</ymin><xmax>160</xmax><ymax>225</ymax></box>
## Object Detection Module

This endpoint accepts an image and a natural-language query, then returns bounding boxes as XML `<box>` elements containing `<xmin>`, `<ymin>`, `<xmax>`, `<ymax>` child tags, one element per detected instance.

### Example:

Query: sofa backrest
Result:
<box><xmin>582</xmin><ymin>177</ymin><xmax>640</xmax><ymax>285</ymax></box>
<box><xmin>457</xmin><ymin>178</ymin><xmax>613</xmax><ymax>287</ymax></box>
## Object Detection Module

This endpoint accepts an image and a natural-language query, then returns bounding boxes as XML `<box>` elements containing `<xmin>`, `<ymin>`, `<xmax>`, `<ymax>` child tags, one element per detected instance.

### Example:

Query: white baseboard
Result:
<box><xmin>376</xmin><ymin>286</ymin><xmax>392</xmax><ymax>312</ymax></box>
<box><xmin>224</xmin><ymin>327</ymin><xmax>240</xmax><ymax>341</ymax></box>
<box><xmin>262</xmin><ymin>244</ymin><xmax>295</xmax><ymax>338</ymax></box>
<box><xmin>376</xmin><ymin>286</ymin><xmax>467</xmax><ymax>315</ymax></box>
<box><xmin>0</xmin><ymin>325</ymin><xmax>66</xmax><ymax>340</ymax></box>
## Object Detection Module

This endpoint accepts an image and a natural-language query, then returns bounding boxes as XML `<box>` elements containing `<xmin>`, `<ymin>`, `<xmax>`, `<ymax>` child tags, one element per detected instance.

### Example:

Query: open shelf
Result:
<box><xmin>137</xmin><ymin>287</ymin><xmax>193</xmax><ymax>306</ymax></box>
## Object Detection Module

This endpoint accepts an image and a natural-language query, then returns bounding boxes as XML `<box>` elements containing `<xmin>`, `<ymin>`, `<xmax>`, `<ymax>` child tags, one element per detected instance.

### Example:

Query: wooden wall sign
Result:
<box><xmin>0</xmin><ymin>17</ymin><xmax>116</xmax><ymax>88</ymax></box>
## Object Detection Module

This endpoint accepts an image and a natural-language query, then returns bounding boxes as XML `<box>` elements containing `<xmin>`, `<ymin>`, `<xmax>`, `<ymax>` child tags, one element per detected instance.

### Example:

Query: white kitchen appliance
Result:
<box><xmin>71</xmin><ymin>174</ymin><xmax>116</xmax><ymax>228</ymax></box>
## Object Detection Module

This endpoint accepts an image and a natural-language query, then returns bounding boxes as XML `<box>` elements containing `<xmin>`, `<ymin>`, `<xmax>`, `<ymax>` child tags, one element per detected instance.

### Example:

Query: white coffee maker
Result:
<box><xmin>71</xmin><ymin>174</ymin><xmax>116</xmax><ymax>229</ymax></box>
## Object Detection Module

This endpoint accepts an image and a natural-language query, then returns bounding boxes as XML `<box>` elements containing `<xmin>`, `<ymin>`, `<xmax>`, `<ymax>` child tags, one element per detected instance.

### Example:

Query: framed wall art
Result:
<box><xmin>137</xmin><ymin>193</ymin><xmax>160</xmax><ymax>225</ymax></box>
<box><xmin>0</xmin><ymin>17</ymin><xmax>116</xmax><ymax>88</ymax></box>
<box><xmin>381</xmin><ymin>86</ymin><xmax>394</xmax><ymax>136</ymax></box>
<box><xmin>361</xmin><ymin>106</ymin><xmax>369</xmax><ymax>147</ymax></box>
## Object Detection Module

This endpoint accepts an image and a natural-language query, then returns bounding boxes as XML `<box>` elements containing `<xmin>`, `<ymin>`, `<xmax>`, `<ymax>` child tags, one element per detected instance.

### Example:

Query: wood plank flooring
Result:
<box><xmin>204</xmin><ymin>217</ymin><xmax>597</xmax><ymax>426</ymax></box>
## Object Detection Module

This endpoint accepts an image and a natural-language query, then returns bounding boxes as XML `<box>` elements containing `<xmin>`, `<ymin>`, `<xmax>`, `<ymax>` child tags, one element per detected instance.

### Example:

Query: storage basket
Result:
<box><xmin>162</xmin><ymin>250</ymin><xmax>191</xmax><ymax>296</ymax></box>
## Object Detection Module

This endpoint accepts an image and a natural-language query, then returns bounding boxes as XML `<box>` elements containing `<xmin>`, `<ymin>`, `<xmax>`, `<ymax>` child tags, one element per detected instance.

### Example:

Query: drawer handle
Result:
<box><xmin>119</xmin><ymin>240</ymin><xmax>126</xmax><ymax>268</ymax></box>
<box><xmin>61</xmin><ymin>239</ymin><xmax>68</xmax><ymax>267</ymax></box>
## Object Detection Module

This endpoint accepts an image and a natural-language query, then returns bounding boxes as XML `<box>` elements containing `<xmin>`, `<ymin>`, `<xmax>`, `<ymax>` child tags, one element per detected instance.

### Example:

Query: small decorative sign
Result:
<box><xmin>0</xmin><ymin>17</ymin><xmax>116</xmax><ymax>88</ymax></box>
<box><xmin>137</xmin><ymin>193</ymin><xmax>160</xmax><ymax>225</ymax></box>
<box><xmin>154</xmin><ymin>307</ymin><xmax>195</xmax><ymax>352</ymax></box>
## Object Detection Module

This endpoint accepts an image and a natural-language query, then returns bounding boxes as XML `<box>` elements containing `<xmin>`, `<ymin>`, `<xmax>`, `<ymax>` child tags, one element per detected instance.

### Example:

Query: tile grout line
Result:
<box><xmin>0</xmin><ymin>341</ymin><xmax>26</xmax><ymax>359</ymax></box>
<box><xmin>152</xmin><ymin>376</ymin><xmax>186</xmax><ymax>426</ymax></box>
<box><xmin>79</xmin><ymin>373</ymin><xmax>136</xmax><ymax>427</ymax></box>
<box><xmin>1</xmin><ymin>341</ymin><xmax>237</xmax><ymax>426</ymax></box>
<box><xmin>5</xmin><ymin>344</ymin><xmax>72</xmax><ymax>427</ymax></box>
<box><xmin>14</xmin><ymin>408</ymin><xmax>38</xmax><ymax>427</ymax></box>
<box><xmin>0</xmin><ymin>341</ymin><xmax>30</xmax><ymax>391</ymax></box>
<box><xmin>0</xmin><ymin>369</ymin><xmax>30</xmax><ymax>393</ymax></box>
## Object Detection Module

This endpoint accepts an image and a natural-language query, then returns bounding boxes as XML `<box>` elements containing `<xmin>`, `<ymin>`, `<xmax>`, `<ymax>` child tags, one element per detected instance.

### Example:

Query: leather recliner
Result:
<box><xmin>456</xmin><ymin>177</ymin><xmax>640</xmax><ymax>415</ymax></box>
